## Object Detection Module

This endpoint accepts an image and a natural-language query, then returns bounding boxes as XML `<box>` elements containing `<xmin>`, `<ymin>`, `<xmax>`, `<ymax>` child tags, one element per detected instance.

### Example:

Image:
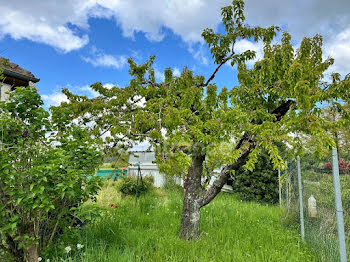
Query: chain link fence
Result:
<box><xmin>281</xmin><ymin>148</ymin><xmax>349</xmax><ymax>262</ymax></box>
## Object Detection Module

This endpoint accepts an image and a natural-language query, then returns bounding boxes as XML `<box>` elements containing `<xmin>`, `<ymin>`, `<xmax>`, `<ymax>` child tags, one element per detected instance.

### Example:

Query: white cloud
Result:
<box><xmin>234</xmin><ymin>40</ymin><xmax>264</xmax><ymax>67</ymax></box>
<box><xmin>103</xmin><ymin>83</ymin><xmax>115</xmax><ymax>90</ymax></box>
<box><xmin>82</xmin><ymin>47</ymin><xmax>127</xmax><ymax>69</ymax></box>
<box><xmin>42</xmin><ymin>82</ymin><xmax>119</xmax><ymax>107</ymax></box>
<box><xmin>79</xmin><ymin>85</ymin><xmax>99</xmax><ymax>98</ymax></box>
<box><xmin>154</xmin><ymin>68</ymin><xmax>165</xmax><ymax>82</ymax></box>
<box><xmin>0</xmin><ymin>0</ymin><xmax>230</xmax><ymax>53</ymax></box>
<box><xmin>1</xmin><ymin>0</ymin><xmax>350</xmax><ymax>73</ymax></box>
<box><xmin>241</xmin><ymin>0</ymin><xmax>350</xmax><ymax>75</ymax></box>
<box><xmin>129</xmin><ymin>140</ymin><xmax>152</xmax><ymax>152</ymax></box>
<box><xmin>243</xmin><ymin>0</ymin><xmax>350</xmax><ymax>41</ymax></box>
<box><xmin>188</xmin><ymin>44</ymin><xmax>209</xmax><ymax>65</ymax></box>
<box><xmin>79</xmin><ymin>83</ymin><xmax>117</xmax><ymax>97</ymax></box>
<box><xmin>95</xmin><ymin>0</ymin><xmax>231</xmax><ymax>43</ymax></box>
<box><xmin>41</xmin><ymin>93</ymin><xmax>68</xmax><ymax>107</ymax></box>
<box><xmin>173</xmin><ymin>67</ymin><xmax>181</xmax><ymax>77</ymax></box>
<box><xmin>0</xmin><ymin>0</ymin><xmax>92</xmax><ymax>52</ymax></box>
<box><xmin>323</xmin><ymin>28</ymin><xmax>350</xmax><ymax>76</ymax></box>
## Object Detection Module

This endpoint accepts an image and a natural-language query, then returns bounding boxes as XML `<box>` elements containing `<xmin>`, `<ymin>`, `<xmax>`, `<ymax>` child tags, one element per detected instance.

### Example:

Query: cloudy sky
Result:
<box><xmin>0</xmin><ymin>0</ymin><xmax>349</xmax><ymax>109</ymax></box>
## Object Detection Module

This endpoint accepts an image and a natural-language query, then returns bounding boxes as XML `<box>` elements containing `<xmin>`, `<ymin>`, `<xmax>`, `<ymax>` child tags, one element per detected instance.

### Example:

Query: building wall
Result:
<box><xmin>128</xmin><ymin>165</ymin><xmax>166</xmax><ymax>187</ymax></box>
<box><xmin>0</xmin><ymin>83</ymin><xmax>11</xmax><ymax>101</ymax></box>
<box><xmin>128</xmin><ymin>151</ymin><xmax>183</xmax><ymax>187</ymax></box>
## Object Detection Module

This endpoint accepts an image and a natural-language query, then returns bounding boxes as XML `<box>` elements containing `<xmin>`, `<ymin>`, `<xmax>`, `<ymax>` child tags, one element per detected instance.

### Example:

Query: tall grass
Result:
<box><xmin>49</xmin><ymin>182</ymin><xmax>318</xmax><ymax>262</ymax></box>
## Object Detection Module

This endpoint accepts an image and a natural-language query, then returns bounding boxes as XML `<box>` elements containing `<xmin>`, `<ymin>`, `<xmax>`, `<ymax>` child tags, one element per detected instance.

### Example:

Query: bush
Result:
<box><xmin>324</xmin><ymin>159</ymin><xmax>350</xmax><ymax>174</ymax></box>
<box><xmin>163</xmin><ymin>176</ymin><xmax>184</xmax><ymax>192</ymax></box>
<box><xmin>116</xmin><ymin>176</ymin><xmax>154</xmax><ymax>196</ymax></box>
<box><xmin>232</xmin><ymin>149</ymin><xmax>279</xmax><ymax>204</ymax></box>
<box><xmin>0</xmin><ymin>87</ymin><xmax>103</xmax><ymax>261</ymax></box>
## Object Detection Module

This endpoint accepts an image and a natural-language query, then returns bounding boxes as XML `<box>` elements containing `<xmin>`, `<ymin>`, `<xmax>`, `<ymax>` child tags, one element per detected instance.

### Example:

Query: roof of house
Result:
<box><xmin>0</xmin><ymin>57</ymin><xmax>40</xmax><ymax>83</ymax></box>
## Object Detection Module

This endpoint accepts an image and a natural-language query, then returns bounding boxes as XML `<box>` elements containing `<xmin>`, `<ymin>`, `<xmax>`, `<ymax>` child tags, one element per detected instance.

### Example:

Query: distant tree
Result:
<box><xmin>57</xmin><ymin>0</ymin><xmax>349</xmax><ymax>240</ymax></box>
<box><xmin>233</xmin><ymin>149</ymin><xmax>279</xmax><ymax>204</ymax></box>
<box><xmin>321</xmin><ymin>103</ymin><xmax>350</xmax><ymax>159</ymax></box>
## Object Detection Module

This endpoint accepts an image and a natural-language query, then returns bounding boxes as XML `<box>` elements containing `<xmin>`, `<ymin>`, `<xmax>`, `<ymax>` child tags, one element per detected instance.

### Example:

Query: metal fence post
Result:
<box><xmin>297</xmin><ymin>156</ymin><xmax>305</xmax><ymax>241</ymax></box>
<box><xmin>278</xmin><ymin>168</ymin><xmax>282</xmax><ymax>209</ymax></box>
<box><xmin>331</xmin><ymin>147</ymin><xmax>347</xmax><ymax>262</ymax></box>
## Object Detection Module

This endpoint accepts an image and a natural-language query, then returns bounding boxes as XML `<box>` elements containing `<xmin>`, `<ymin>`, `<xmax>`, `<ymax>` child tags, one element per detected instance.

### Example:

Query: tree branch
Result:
<box><xmin>197</xmin><ymin>54</ymin><xmax>234</xmax><ymax>88</ymax></box>
<box><xmin>142</xmin><ymin>52</ymin><xmax>234</xmax><ymax>90</ymax></box>
<box><xmin>198</xmin><ymin>99</ymin><xmax>295</xmax><ymax>207</ymax></box>
<box><xmin>198</xmin><ymin>134</ymin><xmax>256</xmax><ymax>207</ymax></box>
<box><xmin>140</xmin><ymin>80</ymin><xmax>170</xmax><ymax>88</ymax></box>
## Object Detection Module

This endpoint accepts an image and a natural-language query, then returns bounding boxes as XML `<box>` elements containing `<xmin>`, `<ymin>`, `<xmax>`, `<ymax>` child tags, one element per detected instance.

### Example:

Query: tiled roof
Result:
<box><xmin>0</xmin><ymin>57</ymin><xmax>39</xmax><ymax>82</ymax></box>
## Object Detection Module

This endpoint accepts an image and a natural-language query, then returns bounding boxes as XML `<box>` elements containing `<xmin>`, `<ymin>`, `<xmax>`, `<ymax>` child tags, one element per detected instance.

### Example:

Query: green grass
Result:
<box><xmin>50</xmin><ymin>182</ymin><xmax>319</xmax><ymax>262</ymax></box>
<box><xmin>98</xmin><ymin>162</ymin><xmax>115</xmax><ymax>170</ymax></box>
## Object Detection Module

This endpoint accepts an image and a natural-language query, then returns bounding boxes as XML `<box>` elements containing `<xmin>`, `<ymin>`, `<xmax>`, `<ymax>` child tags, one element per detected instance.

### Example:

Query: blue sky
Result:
<box><xmin>0</xmin><ymin>16</ymin><xmax>237</xmax><ymax>109</ymax></box>
<box><xmin>0</xmin><ymin>0</ymin><xmax>349</xmax><ymax>109</ymax></box>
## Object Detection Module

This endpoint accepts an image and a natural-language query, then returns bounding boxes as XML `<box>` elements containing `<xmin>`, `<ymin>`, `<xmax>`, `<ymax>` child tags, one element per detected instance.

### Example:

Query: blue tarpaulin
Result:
<box><xmin>96</xmin><ymin>169</ymin><xmax>127</xmax><ymax>179</ymax></box>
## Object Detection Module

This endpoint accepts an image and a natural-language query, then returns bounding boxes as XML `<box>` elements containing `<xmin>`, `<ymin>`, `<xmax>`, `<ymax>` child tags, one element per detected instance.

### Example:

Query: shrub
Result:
<box><xmin>163</xmin><ymin>176</ymin><xmax>184</xmax><ymax>192</ymax></box>
<box><xmin>0</xmin><ymin>87</ymin><xmax>103</xmax><ymax>261</ymax></box>
<box><xmin>324</xmin><ymin>159</ymin><xmax>350</xmax><ymax>174</ymax></box>
<box><xmin>232</xmin><ymin>149</ymin><xmax>279</xmax><ymax>204</ymax></box>
<box><xmin>116</xmin><ymin>176</ymin><xmax>154</xmax><ymax>196</ymax></box>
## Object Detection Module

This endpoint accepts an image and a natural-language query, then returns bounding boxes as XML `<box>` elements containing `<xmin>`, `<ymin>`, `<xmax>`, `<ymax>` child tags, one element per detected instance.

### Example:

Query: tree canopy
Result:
<box><xmin>52</xmin><ymin>0</ymin><xmax>350</xmax><ymax>239</ymax></box>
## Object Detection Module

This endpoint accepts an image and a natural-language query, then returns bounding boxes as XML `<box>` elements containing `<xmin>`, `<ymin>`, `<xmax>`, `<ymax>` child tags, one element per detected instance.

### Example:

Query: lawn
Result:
<box><xmin>49</xmin><ymin>181</ymin><xmax>318</xmax><ymax>262</ymax></box>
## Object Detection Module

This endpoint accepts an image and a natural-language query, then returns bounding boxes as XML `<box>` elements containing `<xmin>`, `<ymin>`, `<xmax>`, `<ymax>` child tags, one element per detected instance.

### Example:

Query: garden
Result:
<box><xmin>45</xmin><ymin>181</ymin><xmax>318</xmax><ymax>262</ymax></box>
<box><xmin>1</xmin><ymin>0</ymin><xmax>350</xmax><ymax>261</ymax></box>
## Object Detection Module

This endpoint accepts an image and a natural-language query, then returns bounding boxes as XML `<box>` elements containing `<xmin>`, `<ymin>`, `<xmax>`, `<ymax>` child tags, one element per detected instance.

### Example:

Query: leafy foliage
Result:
<box><xmin>0</xmin><ymin>87</ymin><xmax>103</xmax><ymax>261</ymax></box>
<box><xmin>116</xmin><ymin>176</ymin><xmax>154</xmax><ymax>196</ymax></box>
<box><xmin>233</xmin><ymin>149</ymin><xmax>279</xmax><ymax>204</ymax></box>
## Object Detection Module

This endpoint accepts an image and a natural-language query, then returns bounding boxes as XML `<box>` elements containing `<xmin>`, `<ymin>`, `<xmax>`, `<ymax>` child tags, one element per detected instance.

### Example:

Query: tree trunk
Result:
<box><xmin>23</xmin><ymin>222</ymin><xmax>39</xmax><ymax>262</ymax></box>
<box><xmin>179</xmin><ymin>100</ymin><xmax>295</xmax><ymax>240</ymax></box>
<box><xmin>24</xmin><ymin>244</ymin><xmax>39</xmax><ymax>262</ymax></box>
<box><xmin>180</xmin><ymin>154</ymin><xmax>205</xmax><ymax>240</ymax></box>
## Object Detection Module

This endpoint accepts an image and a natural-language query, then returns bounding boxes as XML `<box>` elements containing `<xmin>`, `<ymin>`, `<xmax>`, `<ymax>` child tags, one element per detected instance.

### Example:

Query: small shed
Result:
<box><xmin>128</xmin><ymin>151</ymin><xmax>167</xmax><ymax>187</ymax></box>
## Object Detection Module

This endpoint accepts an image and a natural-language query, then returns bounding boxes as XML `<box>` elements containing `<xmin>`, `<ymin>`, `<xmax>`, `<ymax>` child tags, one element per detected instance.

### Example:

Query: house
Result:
<box><xmin>0</xmin><ymin>57</ymin><xmax>40</xmax><ymax>101</ymax></box>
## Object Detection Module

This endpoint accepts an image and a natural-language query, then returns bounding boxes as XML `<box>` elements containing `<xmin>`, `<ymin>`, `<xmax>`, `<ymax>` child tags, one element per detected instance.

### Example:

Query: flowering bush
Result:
<box><xmin>324</xmin><ymin>159</ymin><xmax>350</xmax><ymax>174</ymax></box>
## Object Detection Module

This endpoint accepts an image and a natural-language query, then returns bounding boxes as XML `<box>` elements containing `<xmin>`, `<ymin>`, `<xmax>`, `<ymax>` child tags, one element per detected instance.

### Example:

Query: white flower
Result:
<box><xmin>38</xmin><ymin>258</ymin><xmax>42</xmax><ymax>262</ymax></box>
<box><xmin>77</xmin><ymin>243</ymin><xmax>84</xmax><ymax>250</ymax></box>
<box><xmin>65</xmin><ymin>246</ymin><xmax>72</xmax><ymax>253</ymax></box>
<box><xmin>46</xmin><ymin>259</ymin><xmax>50</xmax><ymax>262</ymax></box>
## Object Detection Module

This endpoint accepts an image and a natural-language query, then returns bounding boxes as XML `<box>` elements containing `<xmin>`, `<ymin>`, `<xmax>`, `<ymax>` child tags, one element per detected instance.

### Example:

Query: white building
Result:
<box><xmin>128</xmin><ymin>151</ymin><xmax>169</xmax><ymax>187</ymax></box>
<box><xmin>0</xmin><ymin>57</ymin><xmax>39</xmax><ymax>101</ymax></box>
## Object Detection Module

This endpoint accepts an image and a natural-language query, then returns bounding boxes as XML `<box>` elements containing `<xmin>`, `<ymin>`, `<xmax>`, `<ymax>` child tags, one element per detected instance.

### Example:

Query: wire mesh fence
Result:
<box><xmin>281</xmin><ymin>148</ymin><xmax>349</xmax><ymax>262</ymax></box>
